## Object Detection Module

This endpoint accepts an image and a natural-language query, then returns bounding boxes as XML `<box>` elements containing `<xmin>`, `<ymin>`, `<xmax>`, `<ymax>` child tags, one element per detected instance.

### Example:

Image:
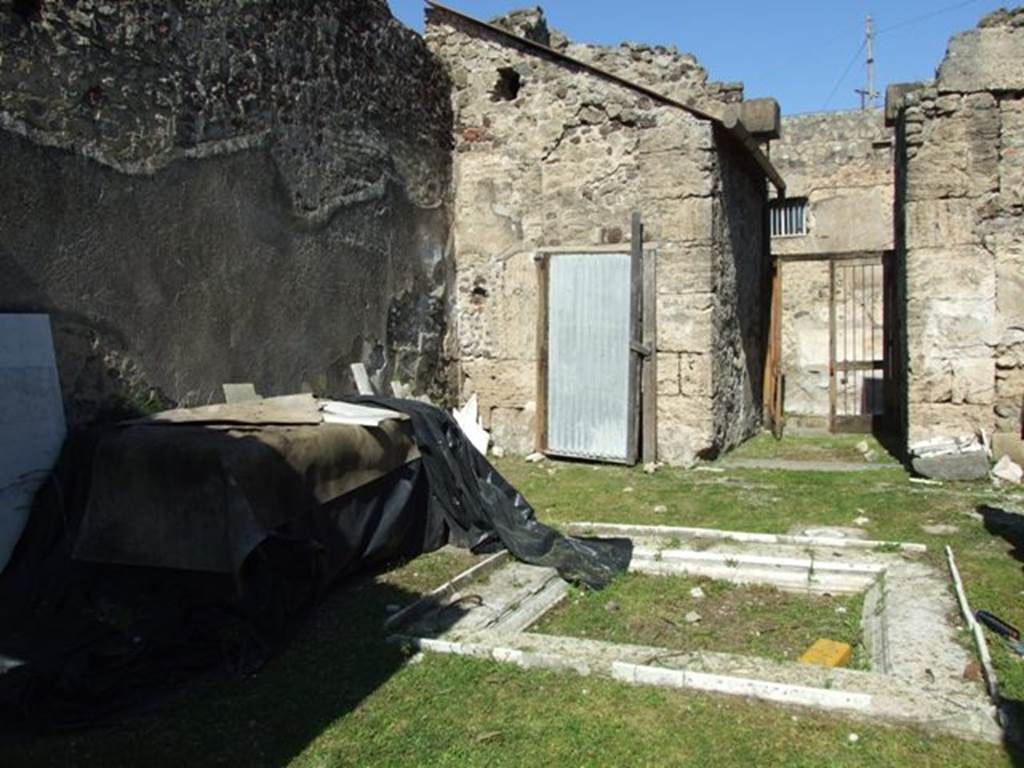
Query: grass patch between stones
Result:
<box><xmin>530</xmin><ymin>572</ymin><xmax>867</xmax><ymax>666</ymax></box>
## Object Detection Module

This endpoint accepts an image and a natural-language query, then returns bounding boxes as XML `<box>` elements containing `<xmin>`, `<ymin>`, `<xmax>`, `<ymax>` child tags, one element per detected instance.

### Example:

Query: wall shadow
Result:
<box><xmin>0</xmin><ymin>420</ymin><xmax>466</xmax><ymax>766</ymax></box>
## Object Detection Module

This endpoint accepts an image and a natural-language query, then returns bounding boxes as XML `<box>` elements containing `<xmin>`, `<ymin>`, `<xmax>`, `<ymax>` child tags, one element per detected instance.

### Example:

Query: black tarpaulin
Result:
<box><xmin>0</xmin><ymin>396</ymin><xmax>630</xmax><ymax>728</ymax></box>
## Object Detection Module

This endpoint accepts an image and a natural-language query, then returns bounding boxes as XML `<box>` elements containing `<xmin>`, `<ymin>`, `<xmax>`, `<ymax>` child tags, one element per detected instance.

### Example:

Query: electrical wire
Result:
<box><xmin>822</xmin><ymin>39</ymin><xmax>866</xmax><ymax>109</ymax></box>
<box><xmin>876</xmin><ymin>0</ymin><xmax>982</xmax><ymax>35</ymax></box>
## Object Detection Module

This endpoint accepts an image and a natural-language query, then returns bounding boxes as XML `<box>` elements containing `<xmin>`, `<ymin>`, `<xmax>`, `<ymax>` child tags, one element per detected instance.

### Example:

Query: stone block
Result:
<box><xmin>656</xmin><ymin>394</ymin><xmax>713</xmax><ymax>466</ymax></box>
<box><xmin>656</xmin><ymin>353</ymin><xmax>680</xmax><ymax>395</ymax></box>
<box><xmin>911</xmin><ymin>448</ymin><xmax>990</xmax><ymax>481</ymax></box>
<box><xmin>461</xmin><ymin>357</ymin><xmax>535</xmax><ymax>414</ymax></box>
<box><xmin>489</xmin><ymin>405</ymin><xmax>536</xmax><ymax>455</ymax></box>
<box><xmin>950</xmin><ymin>357</ymin><xmax>995</xmax><ymax>405</ymax></box>
<box><xmin>999</xmin><ymin>98</ymin><xmax>1024</xmax><ymax>211</ymax></box>
<box><xmin>663</xmin><ymin>196</ymin><xmax>714</xmax><ymax>243</ymax></box>
<box><xmin>885</xmin><ymin>82</ymin><xmax>925</xmax><ymax>125</ymax></box>
<box><xmin>739</xmin><ymin>98</ymin><xmax>781</xmax><ymax>140</ymax></box>
<box><xmin>657</xmin><ymin>246</ymin><xmax>713</xmax><ymax>294</ymax></box>
<box><xmin>906</xmin><ymin>245</ymin><xmax>994</xmax><ymax>303</ymax></box>
<box><xmin>993</xmin><ymin>432</ymin><xmax>1024</xmax><ymax>465</ymax></box>
<box><xmin>657</xmin><ymin>294</ymin><xmax>712</xmax><ymax>353</ymax></box>
<box><xmin>905</xmin><ymin>199</ymin><xmax>978</xmax><ymax>248</ymax></box>
<box><xmin>638</xmin><ymin>151</ymin><xmax>714</xmax><ymax>199</ymax></box>
<box><xmin>907</xmin><ymin>402</ymin><xmax>993</xmax><ymax>443</ymax></box>
<box><xmin>937</xmin><ymin>27</ymin><xmax>1024</xmax><ymax>93</ymax></box>
<box><xmin>679</xmin><ymin>352</ymin><xmax>712</xmax><ymax>399</ymax></box>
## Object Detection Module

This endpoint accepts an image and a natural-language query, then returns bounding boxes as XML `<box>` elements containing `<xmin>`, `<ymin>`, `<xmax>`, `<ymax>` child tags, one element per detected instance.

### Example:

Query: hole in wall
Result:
<box><xmin>492</xmin><ymin>67</ymin><xmax>522</xmax><ymax>102</ymax></box>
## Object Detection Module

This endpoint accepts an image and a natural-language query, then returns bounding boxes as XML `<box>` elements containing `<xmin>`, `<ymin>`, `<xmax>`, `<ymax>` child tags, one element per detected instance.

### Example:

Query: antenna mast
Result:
<box><xmin>856</xmin><ymin>15</ymin><xmax>878</xmax><ymax>109</ymax></box>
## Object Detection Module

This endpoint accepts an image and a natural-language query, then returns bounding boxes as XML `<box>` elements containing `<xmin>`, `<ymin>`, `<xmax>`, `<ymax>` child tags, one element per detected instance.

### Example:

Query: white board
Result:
<box><xmin>0</xmin><ymin>314</ymin><xmax>66</xmax><ymax>573</ymax></box>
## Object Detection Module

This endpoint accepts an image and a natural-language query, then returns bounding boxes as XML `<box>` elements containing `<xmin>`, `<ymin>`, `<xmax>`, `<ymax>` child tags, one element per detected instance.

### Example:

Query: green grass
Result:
<box><xmin>6</xmin><ymin>448</ymin><xmax>1024</xmax><ymax>767</ymax></box>
<box><xmin>532</xmin><ymin>572</ymin><xmax>867</xmax><ymax>665</ymax></box>
<box><xmin>725</xmin><ymin>432</ymin><xmax>899</xmax><ymax>464</ymax></box>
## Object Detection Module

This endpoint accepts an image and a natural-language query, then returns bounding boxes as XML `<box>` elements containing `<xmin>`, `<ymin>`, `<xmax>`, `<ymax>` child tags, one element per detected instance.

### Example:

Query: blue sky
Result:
<box><xmin>388</xmin><ymin>0</ymin><xmax>1009</xmax><ymax>114</ymax></box>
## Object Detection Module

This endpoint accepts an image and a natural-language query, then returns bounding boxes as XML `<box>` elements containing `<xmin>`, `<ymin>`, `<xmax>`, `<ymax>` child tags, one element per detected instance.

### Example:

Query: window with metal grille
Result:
<box><xmin>770</xmin><ymin>198</ymin><xmax>808</xmax><ymax>237</ymax></box>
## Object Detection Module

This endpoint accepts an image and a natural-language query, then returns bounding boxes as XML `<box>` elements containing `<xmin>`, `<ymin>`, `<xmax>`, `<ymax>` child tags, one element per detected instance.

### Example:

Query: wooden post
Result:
<box><xmin>628</xmin><ymin>213</ymin><xmax>643</xmax><ymax>465</ymax></box>
<box><xmin>534</xmin><ymin>253</ymin><xmax>550</xmax><ymax>453</ymax></box>
<box><xmin>641</xmin><ymin>241</ymin><xmax>657</xmax><ymax>465</ymax></box>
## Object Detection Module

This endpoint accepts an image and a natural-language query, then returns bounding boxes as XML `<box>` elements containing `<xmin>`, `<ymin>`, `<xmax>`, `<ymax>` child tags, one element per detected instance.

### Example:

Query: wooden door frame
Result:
<box><xmin>533</xmin><ymin>218</ymin><xmax>657</xmax><ymax>465</ymax></box>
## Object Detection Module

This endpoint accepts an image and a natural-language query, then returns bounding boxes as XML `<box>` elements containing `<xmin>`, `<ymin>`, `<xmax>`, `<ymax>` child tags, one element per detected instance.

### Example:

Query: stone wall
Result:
<box><xmin>428</xmin><ymin>7</ymin><xmax>768</xmax><ymax>463</ymax></box>
<box><xmin>0</xmin><ymin>0</ymin><xmax>453</xmax><ymax>425</ymax></box>
<box><xmin>895</xmin><ymin>6</ymin><xmax>1024</xmax><ymax>444</ymax></box>
<box><xmin>769</xmin><ymin>109</ymin><xmax>894</xmax><ymax>428</ymax></box>
<box><xmin>711</xmin><ymin>127</ymin><xmax>769</xmax><ymax>450</ymax></box>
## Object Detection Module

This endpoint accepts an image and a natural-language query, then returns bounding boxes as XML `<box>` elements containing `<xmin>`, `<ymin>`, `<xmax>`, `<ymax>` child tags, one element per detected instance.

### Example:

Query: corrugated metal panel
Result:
<box><xmin>547</xmin><ymin>253</ymin><xmax>632</xmax><ymax>462</ymax></box>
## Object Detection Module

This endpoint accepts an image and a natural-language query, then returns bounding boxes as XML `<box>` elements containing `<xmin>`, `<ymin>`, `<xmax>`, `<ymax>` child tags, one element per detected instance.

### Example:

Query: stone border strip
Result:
<box><xmin>569</xmin><ymin>522</ymin><xmax>927</xmax><ymax>553</ymax></box>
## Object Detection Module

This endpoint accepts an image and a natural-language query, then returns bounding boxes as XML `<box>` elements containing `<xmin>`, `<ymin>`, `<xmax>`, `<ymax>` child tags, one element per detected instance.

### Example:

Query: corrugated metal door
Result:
<box><xmin>546</xmin><ymin>252</ymin><xmax>638</xmax><ymax>463</ymax></box>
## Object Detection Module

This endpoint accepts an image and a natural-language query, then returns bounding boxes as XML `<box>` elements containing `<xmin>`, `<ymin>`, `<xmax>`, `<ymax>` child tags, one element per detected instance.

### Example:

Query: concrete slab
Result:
<box><xmin>0</xmin><ymin>314</ymin><xmax>66</xmax><ymax>573</ymax></box>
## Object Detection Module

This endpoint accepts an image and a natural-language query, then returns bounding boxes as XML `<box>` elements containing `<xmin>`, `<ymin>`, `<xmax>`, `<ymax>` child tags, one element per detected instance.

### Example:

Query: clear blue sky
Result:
<box><xmin>388</xmin><ymin>0</ymin><xmax>1010</xmax><ymax>114</ymax></box>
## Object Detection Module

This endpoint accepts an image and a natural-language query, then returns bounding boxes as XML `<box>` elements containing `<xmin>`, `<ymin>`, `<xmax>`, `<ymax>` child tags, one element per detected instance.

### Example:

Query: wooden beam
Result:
<box><xmin>534</xmin><ymin>254</ymin><xmax>550</xmax><ymax>453</ymax></box>
<box><xmin>642</xmin><ymin>236</ymin><xmax>657</xmax><ymax>465</ymax></box>
<box><xmin>628</xmin><ymin>212</ymin><xmax>643</xmax><ymax>466</ymax></box>
<box><xmin>773</xmin><ymin>251</ymin><xmax>889</xmax><ymax>265</ymax></box>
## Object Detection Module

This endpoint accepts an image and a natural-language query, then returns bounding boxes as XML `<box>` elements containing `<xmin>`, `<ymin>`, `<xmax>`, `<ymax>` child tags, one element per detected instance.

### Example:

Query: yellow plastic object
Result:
<box><xmin>798</xmin><ymin>639</ymin><xmax>853</xmax><ymax>668</ymax></box>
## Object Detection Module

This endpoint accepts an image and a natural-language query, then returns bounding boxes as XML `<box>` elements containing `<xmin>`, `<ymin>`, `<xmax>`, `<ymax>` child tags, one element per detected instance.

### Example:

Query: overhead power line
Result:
<box><xmin>877</xmin><ymin>0</ymin><xmax>982</xmax><ymax>35</ymax></box>
<box><xmin>822</xmin><ymin>39</ymin><xmax>866</xmax><ymax>109</ymax></box>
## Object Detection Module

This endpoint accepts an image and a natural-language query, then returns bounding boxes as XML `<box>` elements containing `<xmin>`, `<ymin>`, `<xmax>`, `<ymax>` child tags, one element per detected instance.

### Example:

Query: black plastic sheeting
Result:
<box><xmin>0</xmin><ymin>399</ymin><xmax>630</xmax><ymax>730</ymax></box>
<box><xmin>356</xmin><ymin>396</ymin><xmax>632</xmax><ymax>589</ymax></box>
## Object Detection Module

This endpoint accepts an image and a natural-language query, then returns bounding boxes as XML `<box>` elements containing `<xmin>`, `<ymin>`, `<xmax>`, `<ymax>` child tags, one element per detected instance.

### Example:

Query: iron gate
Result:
<box><xmin>829</xmin><ymin>255</ymin><xmax>888</xmax><ymax>433</ymax></box>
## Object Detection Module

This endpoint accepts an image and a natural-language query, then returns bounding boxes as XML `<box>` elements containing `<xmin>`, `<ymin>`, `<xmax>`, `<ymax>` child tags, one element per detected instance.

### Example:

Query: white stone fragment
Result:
<box><xmin>992</xmin><ymin>455</ymin><xmax>1023</xmax><ymax>484</ymax></box>
<box><xmin>452</xmin><ymin>394</ymin><xmax>490</xmax><ymax>456</ymax></box>
<box><xmin>685</xmin><ymin>611</ymin><xmax>702</xmax><ymax>624</ymax></box>
<box><xmin>525</xmin><ymin>452</ymin><xmax>545</xmax><ymax>463</ymax></box>
<box><xmin>689</xmin><ymin>587</ymin><xmax>705</xmax><ymax>599</ymax></box>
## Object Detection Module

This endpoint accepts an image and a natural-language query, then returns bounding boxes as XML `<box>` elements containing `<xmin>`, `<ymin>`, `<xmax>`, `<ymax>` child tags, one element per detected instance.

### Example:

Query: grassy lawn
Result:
<box><xmin>532</xmin><ymin>573</ymin><xmax>867</xmax><ymax>666</ymax></box>
<box><xmin>6</xmin><ymin>437</ymin><xmax>1024</xmax><ymax>766</ymax></box>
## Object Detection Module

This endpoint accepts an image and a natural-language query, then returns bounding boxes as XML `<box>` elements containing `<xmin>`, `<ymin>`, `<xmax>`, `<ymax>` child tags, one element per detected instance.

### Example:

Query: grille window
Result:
<box><xmin>770</xmin><ymin>198</ymin><xmax>808</xmax><ymax>237</ymax></box>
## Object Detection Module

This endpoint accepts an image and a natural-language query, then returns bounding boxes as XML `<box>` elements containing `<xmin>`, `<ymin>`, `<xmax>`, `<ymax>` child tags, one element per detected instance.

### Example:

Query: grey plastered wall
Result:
<box><xmin>0</xmin><ymin>1</ymin><xmax>453</xmax><ymax>426</ymax></box>
<box><xmin>427</xmin><ymin>8</ymin><xmax>768</xmax><ymax>464</ymax></box>
<box><xmin>769</xmin><ymin>109</ymin><xmax>894</xmax><ymax>427</ymax></box>
<box><xmin>895</xmin><ymin>7</ymin><xmax>1024</xmax><ymax>444</ymax></box>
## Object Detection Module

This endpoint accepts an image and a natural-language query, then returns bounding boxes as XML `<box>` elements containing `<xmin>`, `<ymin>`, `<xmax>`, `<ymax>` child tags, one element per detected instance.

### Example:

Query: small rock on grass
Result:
<box><xmin>853</xmin><ymin>515</ymin><xmax>870</xmax><ymax>526</ymax></box>
<box><xmin>856</xmin><ymin>441</ymin><xmax>869</xmax><ymax>454</ymax></box>
<box><xmin>653</xmin><ymin>504</ymin><xmax>668</xmax><ymax>513</ymax></box>
<box><xmin>604</xmin><ymin>600</ymin><xmax>619</xmax><ymax>613</ymax></box>
<box><xmin>847</xmin><ymin>733</ymin><xmax>859</xmax><ymax>744</ymax></box>
<box><xmin>490</xmin><ymin>445</ymin><xmax>505</xmax><ymax>458</ymax></box>
<box><xmin>623</xmin><ymin>486</ymin><xmax>634</xmax><ymax>493</ymax></box>
<box><xmin>921</xmin><ymin>523</ymin><xmax>959</xmax><ymax>535</ymax></box>
<box><xmin>684</xmin><ymin>611</ymin><xmax>702</xmax><ymax>624</ymax></box>
<box><xmin>689</xmin><ymin>586</ymin><xmax>705</xmax><ymax>599</ymax></box>
<box><xmin>525</xmin><ymin>452</ymin><xmax>544</xmax><ymax>463</ymax></box>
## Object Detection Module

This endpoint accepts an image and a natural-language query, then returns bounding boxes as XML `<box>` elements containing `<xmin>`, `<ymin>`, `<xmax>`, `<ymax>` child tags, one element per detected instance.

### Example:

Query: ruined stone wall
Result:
<box><xmin>771</xmin><ymin>109</ymin><xmax>894</xmax><ymax>256</ymax></box>
<box><xmin>710</xmin><ymin>127</ymin><xmax>768</xmax><ymax>451</ymax></box>
<box><xmin>428</xmin><ymin>8</ymin><xmax>767</xmax><ymax>463</ymax></box>
<box><xmin>896</xmin><ymin>6</ymin><xmax>1024</xmax><ymax>444</ymax></box>
<box><xmin>0</xmin><ymin>0</ymin><xmax>452</xmax><ymax>424</ymax></box>
<box><xmin>768</xmin><ymin>109</ymin><xmax>893</xmax><ymax>428</ymax></box>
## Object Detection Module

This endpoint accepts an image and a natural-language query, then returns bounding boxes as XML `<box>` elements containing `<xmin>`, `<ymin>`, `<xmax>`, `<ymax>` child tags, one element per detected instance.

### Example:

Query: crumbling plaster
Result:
<box><xmin>427</xmin><ymin>8</ymin><xmax>767</xmax><ymax>463</ymax></box>
<box><xmin>0</xmin><ymin>0</ymin><xmax>454</xmax><ymax>424</ymax></box>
